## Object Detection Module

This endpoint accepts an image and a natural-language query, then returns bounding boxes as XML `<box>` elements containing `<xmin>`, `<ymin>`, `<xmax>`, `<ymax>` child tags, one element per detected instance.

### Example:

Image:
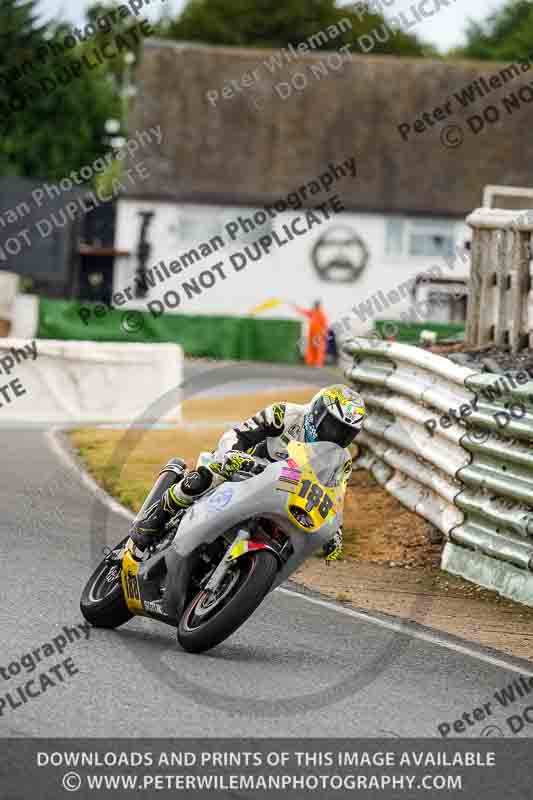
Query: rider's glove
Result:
<box><xmin>323</xmin><ymin>528</ymin><xmax>343</xmax><ymax>564</ymax></box>
<box><xmin>263</xmin><ymin>403</ymin><xmax>286</xmax><ymax>437</ymax></box>
<box><xmin>221</xmin><ymin>450</ymin><xmax>258</xmax><ymax>478</ymax></box>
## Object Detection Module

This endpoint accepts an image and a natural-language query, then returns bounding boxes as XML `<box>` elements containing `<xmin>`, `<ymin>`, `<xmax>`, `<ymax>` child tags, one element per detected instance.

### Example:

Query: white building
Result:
<box><xmin>114</xmin><ymin>41</ymin><xmax>533</xmax><ymax>337</ymax></box>
<box><xmin>114</xmin><ymin>198</ymin><xmax>470</xmax><ymax>335</ymax></box>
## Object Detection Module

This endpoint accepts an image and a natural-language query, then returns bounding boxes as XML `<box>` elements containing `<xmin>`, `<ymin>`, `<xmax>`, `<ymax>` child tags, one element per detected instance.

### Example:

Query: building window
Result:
<box><xmin>385</xmin><ymin>217</ymin><xmax>456</xmax><ymax>259</ymax></box>
<box><xmin>177</xmin><ymin>208</ymin><xmax>223</xmax><ymax>241</ymax></box>
<box><xmin>224</xmin><ymin>208</ymin><xmax>273</xmax><ymax>244</ymax></box>
<box><xmin>385</xmin><ymin>218</ymin><xmax>404</xmax><ymax>255</ymax></box>
<box><xmin>409</xmin><ymin>232</ymin><xmax>455</xmax><ymax>258</ymax></box>
<box><xmin>408</xmin><ymin>219</ymin><xmax>455</xmax><ymax>258</ymax></box>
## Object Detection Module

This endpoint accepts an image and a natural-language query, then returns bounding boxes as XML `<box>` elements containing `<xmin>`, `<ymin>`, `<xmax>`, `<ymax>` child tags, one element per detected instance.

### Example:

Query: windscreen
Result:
<box><xmin>295</xmin><ymin>441</ymin><xmax>347</xmax><ymax>488</ymax></box>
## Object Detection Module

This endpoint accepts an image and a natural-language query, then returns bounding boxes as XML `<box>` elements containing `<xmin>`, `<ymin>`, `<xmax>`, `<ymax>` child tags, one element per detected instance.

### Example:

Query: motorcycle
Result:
<box><xmin>80</xmin><ymin>440</ymin><xmax>348</xmax><ymax>653</ymax></box>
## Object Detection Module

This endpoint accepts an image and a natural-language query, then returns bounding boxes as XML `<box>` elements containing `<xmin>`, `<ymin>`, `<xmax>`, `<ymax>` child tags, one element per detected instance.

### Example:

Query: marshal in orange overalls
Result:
<box><xmin>293</xmin><ymin>301</ymin><xmax>329</xmax><ymax>367</ymax></box>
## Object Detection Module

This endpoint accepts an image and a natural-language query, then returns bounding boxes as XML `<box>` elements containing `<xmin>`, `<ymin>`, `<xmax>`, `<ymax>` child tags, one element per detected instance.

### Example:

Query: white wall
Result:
<box><xmin>113</xmin><ymin>199</ymin><xmax>470</xmax><ymax>335</ymax></box>
<box><xmin>11</xmin><ymin>293</ymin><xmax>39</xmax><ymax>338</ymax></box>
<box><xmin>0</xmin><ymin>272</ymin><xmax>19</xmax><ymax>323</ymax></box>
<box><xmin>0</xmin><ymin>339</ymin><xmax>183</xmax><ymax>425</ymax></box>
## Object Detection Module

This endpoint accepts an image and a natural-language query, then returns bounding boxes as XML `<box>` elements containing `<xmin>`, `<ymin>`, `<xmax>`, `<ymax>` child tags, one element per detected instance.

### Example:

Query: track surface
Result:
<box><xmin>2</xmin><ymin>365</ymin><xmax>532</xmax><ymax>739</ymax></box>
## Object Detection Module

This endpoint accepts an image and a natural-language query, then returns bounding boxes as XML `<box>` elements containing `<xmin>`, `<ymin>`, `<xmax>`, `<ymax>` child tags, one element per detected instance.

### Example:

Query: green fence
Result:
<box><xmin>374</xmin><ymin>319</ymin><xmax>465</xmax><ymax>344</ymax></box>
<box><xmin>37</xmin><ymin>298</ymin><xmax>302</xmax><ymax>363</ymax></box>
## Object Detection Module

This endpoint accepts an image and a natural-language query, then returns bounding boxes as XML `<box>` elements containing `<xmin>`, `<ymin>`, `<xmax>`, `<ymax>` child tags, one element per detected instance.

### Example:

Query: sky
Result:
<box><xmin>36</xmin><ymin>0</ymin><xmax>505</xmax><ymax>53</ymax></box>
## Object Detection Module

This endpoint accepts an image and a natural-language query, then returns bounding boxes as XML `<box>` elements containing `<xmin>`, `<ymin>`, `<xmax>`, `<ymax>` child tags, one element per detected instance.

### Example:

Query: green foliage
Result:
<box><xmin>0</xmin><ymin>0</ymin><xmax>120</xmax><ymax>180</ymax></box>
<box><xmin>159</xmin><ymin>0</ymin><xmax>428</xmax><ymax>57</ymax></box>
<box><xmin>94</xmin><ymin>154</ymin><xmax>124</xmax><ymax>198</ymax></box>
<box><xmin>3</xmin><ymin>58</ymin><xmax>118</xmax><ymax>180</ymax></box>
<box><xmin>0</xmin><ymin>0</ymin><xmax>47</xmax><ymax>54</ymax></box>
<box><xmin>456</xmin><ymin>0</ymin><xmax>533</xmax><ymax>61</ymax></box>
<box><xmin>83</xmin><ymin>2</ymin><xmax>149</xmax><ymax>86</ymax></box>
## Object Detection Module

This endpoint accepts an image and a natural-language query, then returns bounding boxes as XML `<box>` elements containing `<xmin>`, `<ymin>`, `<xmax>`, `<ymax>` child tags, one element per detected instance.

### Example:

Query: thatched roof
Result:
<box><xmin>127</xmin><ymin>39</ymin><xmax>533</xmax><ymax>217</ymax></box>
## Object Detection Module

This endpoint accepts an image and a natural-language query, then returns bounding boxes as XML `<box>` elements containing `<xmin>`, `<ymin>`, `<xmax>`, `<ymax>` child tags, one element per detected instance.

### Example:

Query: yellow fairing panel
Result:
<box><xmin>284</xmin><ymin>441</ymin><xmax>346</xmax><ymax>532</ymax></box>
<box><xmin>121</xmin><ymin>550</ymin><xmax>143</xmax><ymax>613</ymax></box>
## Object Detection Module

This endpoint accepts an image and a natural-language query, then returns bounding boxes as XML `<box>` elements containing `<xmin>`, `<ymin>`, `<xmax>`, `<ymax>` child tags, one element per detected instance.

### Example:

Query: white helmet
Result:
<box><xmin>304</xmin><ymin>384</ymin><xmax>366</xmax><ymax>448</ymax></box>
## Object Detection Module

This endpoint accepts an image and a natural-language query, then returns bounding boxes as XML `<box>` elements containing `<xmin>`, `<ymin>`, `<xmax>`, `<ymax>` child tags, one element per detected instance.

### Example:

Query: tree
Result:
<box><xmin>0</xmin><ymin>0</ymin><xmax>47</xmax><ymax>134</ymax></box>
<box><xmin>0</xmin><ymin>0</ymin><xmax>47</xmax><ymax>64</ymax></box>
<box><xmin>159</xmin><ymin>0</ymin><xmax>429</xmax><ymax>57</ymax></box>
<box><xmin>82</xmin><ymin>2</ymin><xmax>151</xmax><ymax>87</ymax></box>
<box><xmin>0</xmin><ymin>0</ymin><xmax>119</xmax><ymax>179</ymax></box>
<box><xmin>455</xmin><ymin>0</ymin><xmax>533</xmax><ymax>61</ymax></box>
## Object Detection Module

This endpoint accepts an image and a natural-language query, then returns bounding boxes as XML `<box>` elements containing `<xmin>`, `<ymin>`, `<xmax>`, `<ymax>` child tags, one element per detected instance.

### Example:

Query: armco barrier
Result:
<box><xmin>0</xmin><ymin>339</ymin><xmax>183</xmax><ymax>425</ymax></box>
<box><xmin>343</xmin><ymin>337</ymin><xmax>533</xmax><ymax>606</ymax></box>
<box><xmin>449</xmin><ymin>370</ymin><xmax>533</xmax><ymax>604</ymax></box>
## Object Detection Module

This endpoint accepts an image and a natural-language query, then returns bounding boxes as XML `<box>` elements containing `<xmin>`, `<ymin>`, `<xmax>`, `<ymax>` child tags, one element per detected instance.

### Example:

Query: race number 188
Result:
<box><xmin>298</xmin><ymin>479</ymin><xmax>333</xmax><ymax>518</ymax></box>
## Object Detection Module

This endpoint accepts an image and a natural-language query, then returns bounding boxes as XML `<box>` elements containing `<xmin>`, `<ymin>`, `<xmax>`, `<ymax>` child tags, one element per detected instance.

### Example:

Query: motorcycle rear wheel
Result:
<box><xmin>80</xmin><ymin>544</ymin><xmax>133</xmax><ymax>629</ymax></box>
<box><xmin>177</xmin><ymin>550</ymin><xmax>278</xmax><ymax>653</ymax></box>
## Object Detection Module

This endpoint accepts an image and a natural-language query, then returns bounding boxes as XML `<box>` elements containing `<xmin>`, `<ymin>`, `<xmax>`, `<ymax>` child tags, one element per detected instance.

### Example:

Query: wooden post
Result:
<box><xmin>465</xmin><ymin>225</ymin><xmax>483</xmax><ymax>347</ymax></box>
<box><xmin>466</xmin><ymin>208</ymin><xmax>533</xmax><ymax>352</ymax></box>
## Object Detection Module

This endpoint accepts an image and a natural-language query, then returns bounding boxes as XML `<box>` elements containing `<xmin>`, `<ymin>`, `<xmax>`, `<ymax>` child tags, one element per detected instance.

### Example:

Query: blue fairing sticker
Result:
<box><xmin>207</xmin><ymin>486</ymin><xmax>234</xmax><ymax>512</ymax></box>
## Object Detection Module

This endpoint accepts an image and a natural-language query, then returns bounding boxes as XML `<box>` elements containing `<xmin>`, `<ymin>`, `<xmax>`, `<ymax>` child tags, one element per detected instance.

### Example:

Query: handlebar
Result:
<box><xmin>229</xmin><ymin>457</ymin><xmax>270</xmax><ymax>481</ymax></box>
<box><xmin>250</xmin><ymin>458</ymin><xmax>269</xmax><ymax>475</ymax></box>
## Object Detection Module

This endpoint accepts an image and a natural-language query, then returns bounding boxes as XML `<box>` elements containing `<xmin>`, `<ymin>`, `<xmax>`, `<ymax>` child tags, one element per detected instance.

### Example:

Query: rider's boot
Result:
<box><xmin>129</xmin><ymin>458</ymin><xmax>186</xmax><ymax>551</ymax></box>
<box><xmin>129</xmin><ymin>464</ymin><xmax>222</xmax><ymax>550</ymax></box>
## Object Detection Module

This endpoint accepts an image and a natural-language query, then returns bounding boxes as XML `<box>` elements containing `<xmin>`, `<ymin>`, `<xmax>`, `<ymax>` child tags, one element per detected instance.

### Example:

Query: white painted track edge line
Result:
<box><xmin>47</xmin><ymin>426</ymin><xmax>533</xmax><ymax>677</ymax></box>
<box><xmin>278</xmin><ymin>587</ymin><xmax>533</xmax><ymax>677</ymax></box>
<box><xmin>45</xmin><ymin>427</ymin><xmax>135</xmax><ymax>522</ymax></box>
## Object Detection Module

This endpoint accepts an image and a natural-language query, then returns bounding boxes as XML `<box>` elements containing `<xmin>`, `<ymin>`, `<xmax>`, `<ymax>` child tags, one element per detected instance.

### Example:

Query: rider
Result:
<box><xmin>129</xmin><ymin>384</ymin><xmax>366</xmax><ymax>561</ymax></box>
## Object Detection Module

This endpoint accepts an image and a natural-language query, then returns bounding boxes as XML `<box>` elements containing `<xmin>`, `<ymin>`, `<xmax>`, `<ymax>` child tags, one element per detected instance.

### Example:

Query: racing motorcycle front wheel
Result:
<box><xmin>177</xmin><ymin>550</ymin><xmax>278</xmax><ymax>653</ymax></box>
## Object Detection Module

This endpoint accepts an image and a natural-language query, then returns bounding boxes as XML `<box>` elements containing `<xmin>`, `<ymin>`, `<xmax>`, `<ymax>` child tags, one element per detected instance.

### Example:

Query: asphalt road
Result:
<box><xmin>2</xmin><ymin>420</ymin><xmax>533</xmax><ymax>741</ymax></box>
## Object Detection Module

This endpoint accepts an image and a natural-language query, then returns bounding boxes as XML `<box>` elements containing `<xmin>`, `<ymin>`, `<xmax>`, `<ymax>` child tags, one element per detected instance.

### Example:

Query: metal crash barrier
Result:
<box><xmin>343</xmin><ymin>337</ymin><xmax>533</xmax><ymax>607</ymax></box>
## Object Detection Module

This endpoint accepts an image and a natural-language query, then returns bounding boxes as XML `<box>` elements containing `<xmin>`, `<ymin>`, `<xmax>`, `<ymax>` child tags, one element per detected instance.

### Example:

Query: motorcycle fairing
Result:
<box><xmin>121</xmin><ymin>441</ymin><xmax>346</xmax><ymax>625</ymax></box>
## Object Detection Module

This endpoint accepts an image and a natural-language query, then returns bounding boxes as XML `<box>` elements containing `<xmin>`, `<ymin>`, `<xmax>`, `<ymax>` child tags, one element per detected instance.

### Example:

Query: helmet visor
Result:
<box><xmin>316</xmin><ymin>412</ymin><xmax>357</xmax><ymax>448</ymax></box>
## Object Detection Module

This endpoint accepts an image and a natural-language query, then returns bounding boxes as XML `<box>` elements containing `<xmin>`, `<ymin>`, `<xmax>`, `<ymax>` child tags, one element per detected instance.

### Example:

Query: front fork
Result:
<box><xmin>203</xmin><ymin>529</ymin><xmax>250</xmax><ymax>595</ymax></box>
<box><xmin>203</xmin><ymin>529</ymin><xmax>281</xmax><ymax>596</ymax></box>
